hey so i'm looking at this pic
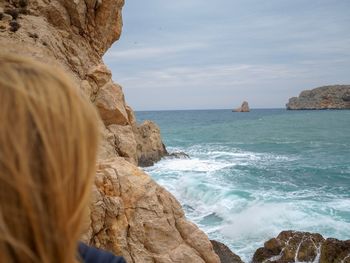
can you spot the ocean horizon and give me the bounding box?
[136,109,350,262]
[135,108,285,112]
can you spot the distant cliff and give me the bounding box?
[286,85,350,110]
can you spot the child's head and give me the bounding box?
[0,54,99,263]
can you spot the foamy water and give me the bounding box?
[139,109,350,262]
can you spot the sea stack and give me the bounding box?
[286,85,350,110]
[233,101,250,112]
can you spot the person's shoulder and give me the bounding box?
[78,242,127,263]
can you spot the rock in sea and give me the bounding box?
[233,101,250,112]
[252,230,350,263]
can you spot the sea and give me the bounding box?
[136,109,350,262]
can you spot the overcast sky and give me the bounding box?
[104,0,350,110]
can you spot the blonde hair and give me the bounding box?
[0,54,100,263]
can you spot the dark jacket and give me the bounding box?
[79,243,127,263]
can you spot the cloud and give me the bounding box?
[117,63,307,90]
[106,43,207,60]
[103,0,350,110]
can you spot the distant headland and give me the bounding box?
[286,85,350,110]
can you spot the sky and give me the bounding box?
[104,0,350,110]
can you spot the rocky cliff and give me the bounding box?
[0,1,219,262]
[286,85,350,110]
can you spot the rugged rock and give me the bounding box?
[166,152,190,159]
[286,85,350,110]
[252,231,350,263]
[211,240,243,263]
[107,124,138,165]
[0,0,167,166]
[320,238,350,263]
[95,81,130,126]
[134,121,168,167]
[82,158,220,263]
[233,101,250,112]
[0,1,218,262]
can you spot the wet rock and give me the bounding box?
[211,240,243,263]
[320,238,350,263]
[166,151,190,159]
[252,231,324,263]
[252,231,350,263]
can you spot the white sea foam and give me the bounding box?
[145,144,350,262]
[151,158,234,172]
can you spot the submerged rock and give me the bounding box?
[252,231,350,263]
[286,85,350,110]
[233,101,250,112]
[211,240,244,263]
[166,151,190,159]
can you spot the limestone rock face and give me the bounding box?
[233,101,250,112]
[0,1,217,262]
[252,231,350,263]
[0,0,167,165]
[286,85,350,110]
[82,158,220,263]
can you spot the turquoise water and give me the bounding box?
[136,109,350,262]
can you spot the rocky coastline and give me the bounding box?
[286,85,350,110]
[2,1,350,263]
[0,1,219,262]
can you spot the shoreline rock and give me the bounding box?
[252,230,350,263]
[286,85,350,110]
[211,240,243,263]
[134,120,168,167]
[166,151,190,159]
[233,101,250,112]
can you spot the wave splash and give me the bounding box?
[144,144,350,262]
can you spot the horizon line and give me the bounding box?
[134,107,286,112]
